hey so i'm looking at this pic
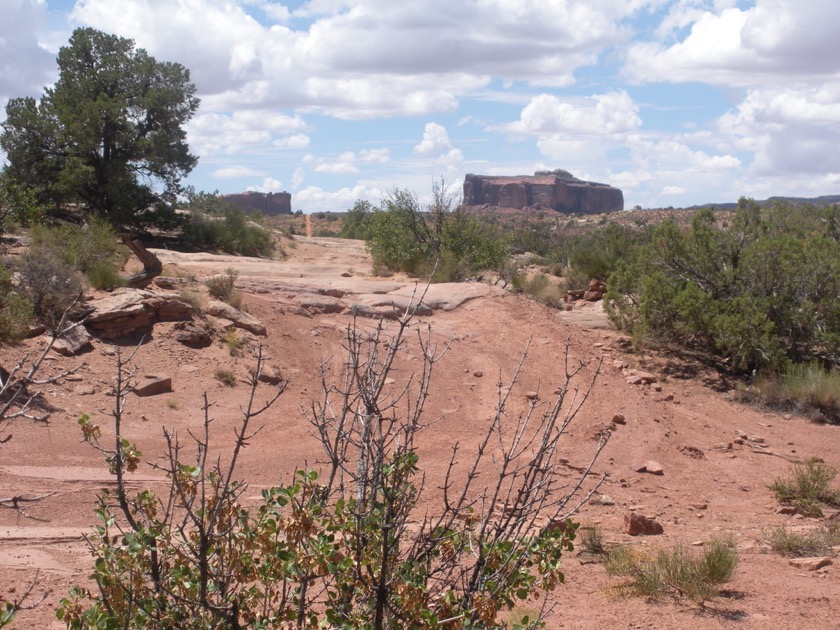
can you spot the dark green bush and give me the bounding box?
[605,200,840,373]
[340,199,376,239]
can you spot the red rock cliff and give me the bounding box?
[223,191,292,215]
[463,170,623,214]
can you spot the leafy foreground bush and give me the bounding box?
[605,539,738,603]
[769,459,840,517]
[57,309,608,629]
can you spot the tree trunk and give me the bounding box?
[122,233,162,289]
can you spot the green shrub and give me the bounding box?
[0,172,44,230]
[754,363,840,420]
[769,459,840,517]
[340,200,376,239]
[86,260,126,290]
[766,523,840,557]
[605,539,737,603]
[205,268,241,308]
[365,184,507,281]
[181,191,275,257]
[605,200,840,373]
[222,327,245,357]
[31,214,128,277]
[511,272,565,307]
[579,524,606,556]
[214,368,236,387]
[16,247,83,333]
[178,288,204,312]
[0,262,33,343]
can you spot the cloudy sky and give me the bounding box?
[2,0,840,212]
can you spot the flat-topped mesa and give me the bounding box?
[463,169,623,214]
[223,191,292,215]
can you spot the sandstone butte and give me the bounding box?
[223,190,292,215]
[463,169,624,214]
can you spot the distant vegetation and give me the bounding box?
[343,182,508,282]
[181,189,277,258]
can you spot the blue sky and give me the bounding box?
[3,0,840,212]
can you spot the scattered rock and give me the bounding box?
[634,460,664,475]
[624,512,664,536]
[133,374,172,397]
[52,326,93,356]
[86,289,193,339]
[789,557,832,571]
[611,414,626,425]
[594,494,616,506]
[173,321,212,348]
[525,391,539,401]
[249,364,283,386]
[153,276,189,290]
[74,385,96,396]
[206,300,267,336]
[777,506,799,516]
[473,370,483,378]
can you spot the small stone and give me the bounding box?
[624,512,664,536]
[594,494,615,506]
[777,505,799,515]
[64,374,83,382]
[634,460,664,475]
[612,414,626,425]
[473,370,483,378]
[691,503,708,510]
[525,391,539,400]
[74,385,96,396]
[52,326,93,356]
[789,557,832,571]
[249,364,283,386]
[133,375,172,397]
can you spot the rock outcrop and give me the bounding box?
[463,170,623,214]
[85,289,193,339]
[223,191,292,215]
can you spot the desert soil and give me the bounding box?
[1,234,839,629]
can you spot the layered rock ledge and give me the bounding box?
[464,169,623,214]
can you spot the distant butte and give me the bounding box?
[463,169,623,214]
[223,191,292,215]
